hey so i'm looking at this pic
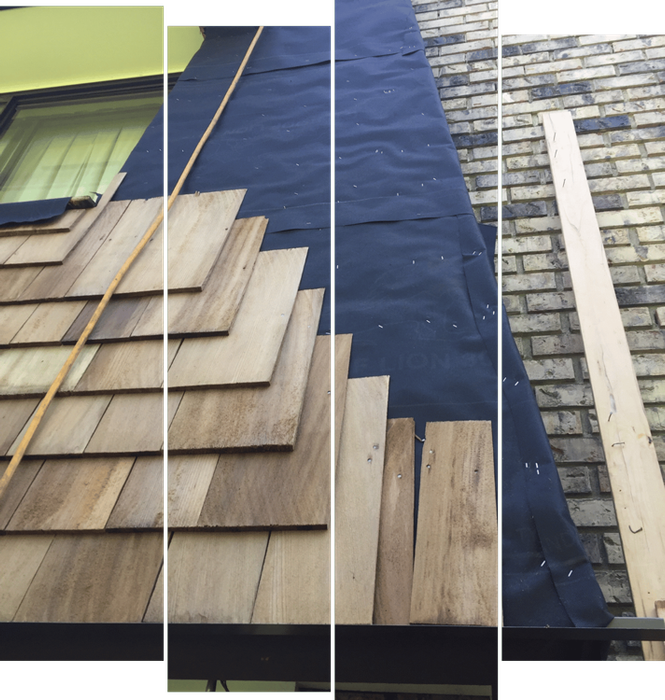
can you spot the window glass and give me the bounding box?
[0,93,162,203]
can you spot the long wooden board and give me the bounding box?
[335,375,390,625]
[105,456,164,530]
[373,417,415,625]
[251,530,330,624]
[0,266,42,303]
[0,234,28,263]
[168,248,308,389]
[9,301,88,346]
[0,459,43,529]
[335,334,352,466]
[168,531,269,624]
[0,398,38,454]
[168,455,219,529]
[544,111,665,660]
[0,208,85,237]
[143,561,164,623]
[13,532,163,622]
[197,335,332,530]
[410,421,497,626]
[168,289,324,453]
[0,304,37,344]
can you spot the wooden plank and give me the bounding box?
[373,417,415,625]
[10,301,88,345]
[0,459,43,529]
[0,304,37,344]
[143,561,164,623]
[335,334,353,466]
[14,532,163,622]
[63,296,153,344]
[0,266,43,303]
[6,457,134,532]
[85,391,182,455]
[131,217,267,339]
[168,249,308,389]
[65,197,163,299]
[0,234,28,263]
[6,395,112,457]
[0,345,99,397]
[168,288,324,453]
[17,200,132,302]
[3,173,126,266]
[410,421,496,626]
[544,111,665,658]
[72,339,179,393]
[197,335,332,530]
[117,189,246,295]
[0,398,38,454]
[106,455,218,530]
[251,530,330,625]
[0,208,85,236]
[168,531,269,624]
[335,375,390,625]
[0,534,54,621]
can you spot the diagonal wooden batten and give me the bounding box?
[410,420,496,627]
[543,110,665,660]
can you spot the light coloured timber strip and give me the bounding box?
[168,248,308,389]
[0,234,28,263]
[168,288,324,453]
[117,189,246,295]
[63,297,154,344]
[143,561,164,623]
[543,111,665,660]
[168,455,219,529]
[0,304,37,344]
[167,531,269,624]
[9,301,88,346]
[0,208,85,237]
[0,400,38,455]
[0,459,43,528]
[335,334,352,466]
[335,375,390,625]
[410,421,497,627]
[106,456,164,530]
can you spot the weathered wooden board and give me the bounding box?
[2,173,126,266]
[168,249,308,389]
[168,288,324,453]
[0,234,28,263]
[6,457,134,532]
[143,560,164,623]
[0,398,39,454]
[373,417,415,625]
[168,531,269,624]
[13,532,163,622]
[72,339,179,393]
[0,459,43,529]
[0,304,37,344]
[335,375,390,625]
[0,207,85,236]
[62,296,153,344]
[0,266,43,303]
[10,301,88,346]
[85,391,182,455]
[197,335,332,530]
[106,455,218,530]
[0,345,99,397]
[16,200,132,302]
[335,334,353,466]
[164,216,267,336]
[0,534,54,621]
[251,530,331,625]
[410,421,497,626]
[6,395,112,457]
[117,189,246,296]
[544,111,665,659]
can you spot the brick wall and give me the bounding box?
[413,2,665,661]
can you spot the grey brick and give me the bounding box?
[468,48,498,62]
[502,45,521,57]
[531,82,593,99]
[451,131,497,148]
[579,532,603,563]
[616,284,665,306]
[549,436,605,463]
[551,43,612,60]
[425,34,466,47]
[532,334,584,356]
[617,58,665,75]
[535,384,594,408]
[521,37,577,54]
[567,498,617,527]
[596,571,633,604]
[573,116,631,133]
[496,202,549,220]
[435,74,470,87]
[603,533,626,565]
[591,195,623,210]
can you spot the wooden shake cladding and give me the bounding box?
[0,179,498,630]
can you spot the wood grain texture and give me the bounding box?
[0,398,38,454]
[0,534,54,621]
[373,417,415,625]
[168,249,308,389]
[2,173,125,266]
[0,234,28,263]
[335,334,352,466]
[14,532,163,622]
[63,296,153,344]
[165,216,267,336]
[251,530,330,624]
[0,459,43,528]
[335,375,390,625]
[0,304,37,344]
[117,190,246,295]
[85,391,182,455]
[7,395,112,457]
[0,345,99,396]
[0,208,84,236]
[16,200,132,302]
[0,266,43,303]
[10,301,88,346]
[6,457,134,532]
[168,288,324,453]
[143,561,164,623]
[106,455,218,530]
[544,111,665,657]
[197,335,332,530]
[410,421,497,627]
[168,531,268,623]
[72,339,179,393]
